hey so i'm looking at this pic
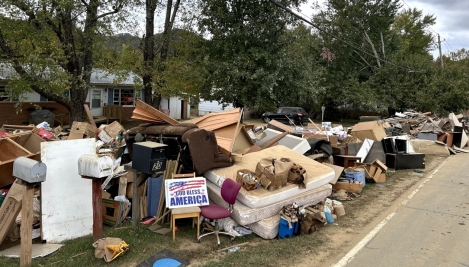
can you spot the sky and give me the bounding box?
[300,0,469,58]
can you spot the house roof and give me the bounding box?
[0,63,140,86]
[90,69,139,86]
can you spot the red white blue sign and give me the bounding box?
[165,177,209,209]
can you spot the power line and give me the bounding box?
[444,40,455,53]
[268,0,424,73]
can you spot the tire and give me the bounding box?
[263,116,271,123]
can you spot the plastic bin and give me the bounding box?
[344,169,366,187]
[278,216,299,238]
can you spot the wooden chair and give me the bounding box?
[170,172,201,241]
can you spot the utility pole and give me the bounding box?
[438,34,443,68]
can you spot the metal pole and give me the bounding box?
[438,34,443,69]
[321,105,325,121]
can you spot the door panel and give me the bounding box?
[89,89,103,116]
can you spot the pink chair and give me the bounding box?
[197,178,241,247]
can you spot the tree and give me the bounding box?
[313,0,401,113]
[433,48,469,114]
[0,0,136,121]
[122,0,204,109]
[273,25,325,114]
[391,8,436,56]
[197,0,308,113]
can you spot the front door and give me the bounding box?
[89,89,104,116]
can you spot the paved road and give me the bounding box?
[340,153,469,267]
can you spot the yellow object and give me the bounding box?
[106,241,129,260]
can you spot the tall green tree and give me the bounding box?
[117,0,202,109]
[274,25,325,114]
[391,8,436,56]
[313,0,401,118]
[197,0,308,112]
[367,7,437,114]
[434,48,469,113]
[0,0,136,121]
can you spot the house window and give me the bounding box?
[113,88,141,106]
[0,86,11,101]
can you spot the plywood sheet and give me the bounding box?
[41,139,95,243]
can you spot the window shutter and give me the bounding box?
[107,88,113,104]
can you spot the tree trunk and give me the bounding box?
[69,100,85,122]
[151,0,179,110]
[143,0,158,107]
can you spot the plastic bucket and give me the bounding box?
[344,169,366,187]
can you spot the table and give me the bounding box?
[333,155,361,168]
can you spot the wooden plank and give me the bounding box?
[131,171,147,229]
[92,179,102,242]
[20,182,34,267]
[0,180,23,245]
[83,104,97,128]
[132,100,179,125]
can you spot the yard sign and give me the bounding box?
[165,177,209,209]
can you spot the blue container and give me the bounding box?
[278,216,299,238]
[147,175,163,217]
[345,169,366,187]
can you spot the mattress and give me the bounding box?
[204,145,335,209]
[206,180,332,226]
[248,215,281,240]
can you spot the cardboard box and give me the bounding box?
[323,163,344,185]
[351,121,387,141]
[102,190,111,199]
[373,159,388,171]
[357,160,387,183]
[0,180,23,244]
[98,129,113,143]
[333,181,363,193]
[68,121,97,139]
[0,124,36,133]
[8,131,44,155]
[104,121,124,139]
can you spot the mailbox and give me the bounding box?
[78,154,114,178]
[13,157,47,183]
[132,141,167,174]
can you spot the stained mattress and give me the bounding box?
[206,180,332,226]
[248,215,281,240]
[204,145,335,209]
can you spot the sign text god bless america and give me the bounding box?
[165,177,209,209]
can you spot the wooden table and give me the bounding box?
[333,155,361,168]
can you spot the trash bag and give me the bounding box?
[219,218,241,236]
[29,109,55,126]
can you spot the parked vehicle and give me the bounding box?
[261,107,309,125]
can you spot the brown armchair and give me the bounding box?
[181,128,233,175]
